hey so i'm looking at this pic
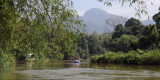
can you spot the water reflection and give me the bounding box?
[1,61,160,80]
[72,63,80,67]
[13,67,160,80]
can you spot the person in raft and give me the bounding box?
[72,57,80,61]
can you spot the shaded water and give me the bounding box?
[1,61,160,80]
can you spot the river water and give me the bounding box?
[1,61,160,80]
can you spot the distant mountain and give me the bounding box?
[141,19,155,25]
[80,8,156,34]
[80,8,122,34]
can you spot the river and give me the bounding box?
[1,60,160,80]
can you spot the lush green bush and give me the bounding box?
[0,50,15,67]
[91,50,160,65]
[139,50,160,65]
[123,51,140,64]
[91,54,104,63]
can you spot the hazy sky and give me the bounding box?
[72,0,160,20]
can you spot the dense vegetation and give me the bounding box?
[90,9,160,64]
[0,0,82,67]
[91,50,160,65]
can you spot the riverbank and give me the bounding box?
[91,50,160,65]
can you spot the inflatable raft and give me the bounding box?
[72,60,80,63]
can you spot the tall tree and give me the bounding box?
[138,25,159,49]
[88,31,101,55]
[77,33,89,59]
[124,18,145,37]
[0,0,82,60]
[112,24,127,39]
[153,8,160,29]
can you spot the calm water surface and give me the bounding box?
[1,61,160,80]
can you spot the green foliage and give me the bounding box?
[125,18,145,37]
[123,51,140,64]
[138,24,159,49]
[110,34,138,52]
[102,34,112,51]
[139,50,160,65]
[112,24,126,39]
[0,50,15,67]
[88,31,102,55]
[153,11,160,29]
[91,50,160,65]
[112,18,145,39]
[0,0,82,67]
[125,18,143,28]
